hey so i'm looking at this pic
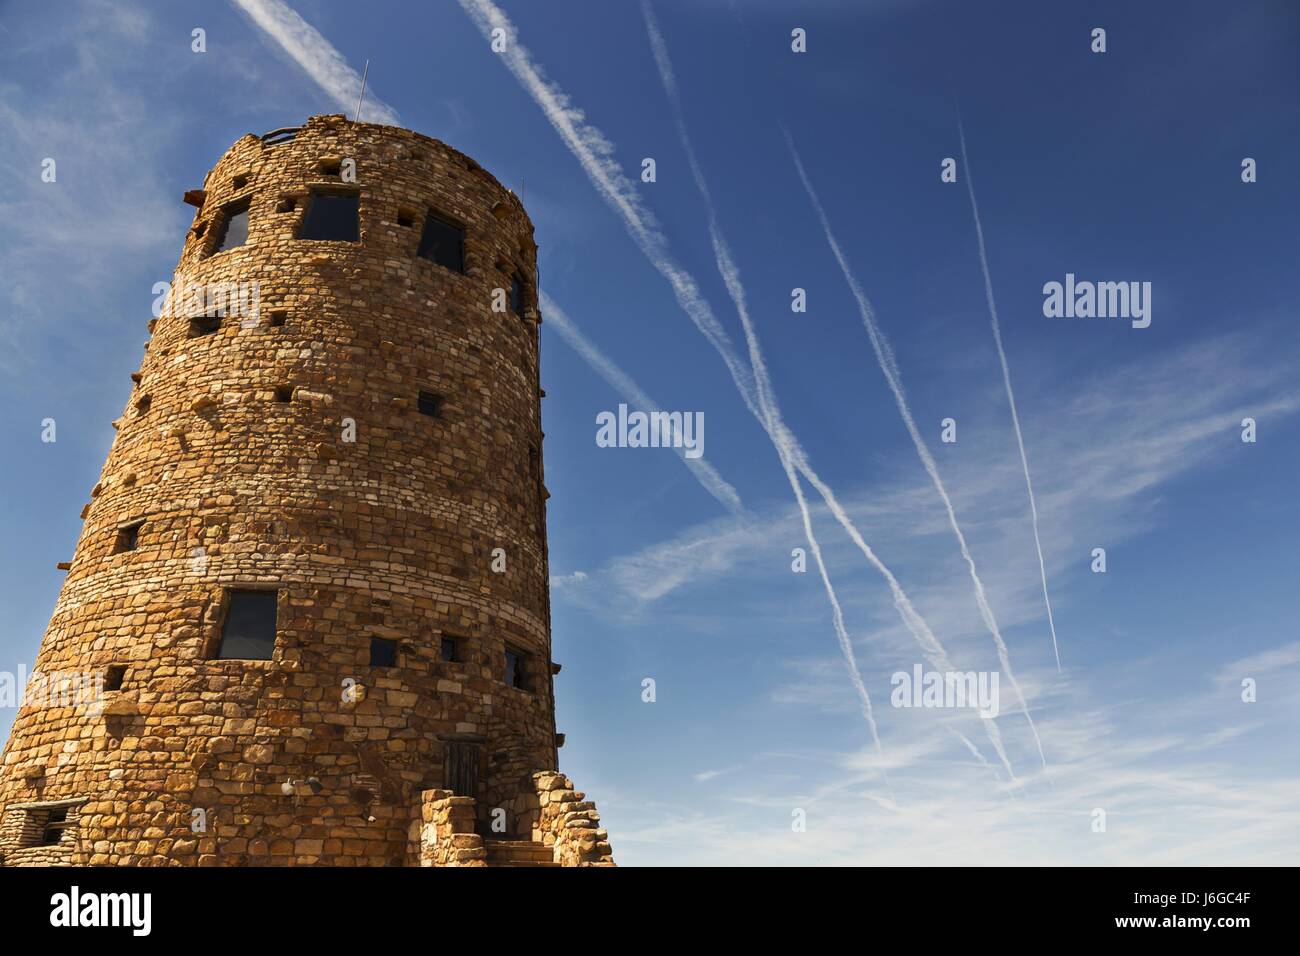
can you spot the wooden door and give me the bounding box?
[444,741,481,800]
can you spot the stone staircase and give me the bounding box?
[483,839,558,867]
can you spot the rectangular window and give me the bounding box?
[417,390,441,417]
[213,199,250,253]
[504,646,527,690]
[369,637,397,667]
[510,273,524,315]
[113,520,143,554]
[298,191,359,242]
[40,807,69,846]
[416,213,464,273]
[440,636,460,663]
[189,315,221,337]
[215,589,279,660]
[104,664,126,692]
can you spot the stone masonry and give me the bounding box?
[0,115,613,866]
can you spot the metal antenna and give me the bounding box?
[355,59,370,122]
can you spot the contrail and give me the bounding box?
[639,0,1016,780]
[540,291,744,516]
[785,132,1046,771]
[958,123,1062,673]
[229,0,402,125]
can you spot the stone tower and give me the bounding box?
[0,115,613,867]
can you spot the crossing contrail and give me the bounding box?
[456,0,968,769]
[785,132,1046,770]
[541,292,744,516]
[639,0,1019,781]
[959,123,1062,673]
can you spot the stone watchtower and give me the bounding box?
[0,115,612,867]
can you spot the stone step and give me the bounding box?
[483,839,557,866]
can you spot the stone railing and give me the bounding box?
[528,772,614,867]
[416,789,486,867]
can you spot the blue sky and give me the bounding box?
[2,0,1299,865]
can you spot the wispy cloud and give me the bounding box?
[228,0,401,126]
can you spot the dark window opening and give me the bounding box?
[369,637,398,668]
[189,315,221,337]
[504,646,528,690]
[417,390,441,417]
[298,191,359,242]
[231,174,249,190]
[113,521,143,554]
[104,665,126,692]
[215,589,278,660]
[397,208,415,228]
[275,196,296,213]
[440,636,460,663]
[261,127,300,146]
[416,213,464,273]
[269,310,287,327]
[40,807,69,846]
[510,273,525,315]
[134,394,151,415]
[212,199,250,254]
[273,385,293,403]
[317,158,342,177]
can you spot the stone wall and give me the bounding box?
[0,115,601,866]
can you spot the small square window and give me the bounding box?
[231,174,249,190]
[40,807,69,846]
[215,589,278,660]
[440,636,460,663]
[104,665,126,692]
[113,521,143,554]
[317,158,342,177]
[212,199,250,253]
[397,208,415,228]
[274,385,293,403]
[275,196,297,214]
[269,310,287,327]
[298,191,359,242]
[416,213,464,273]
[189,315,221,337]
[134,394,151,415]
[369,637,398,667]
[504,646,527,690]
[417,391,441,417]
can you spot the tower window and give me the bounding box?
[134,394,152,415]
[504,646,528,690]
[189,315,221,337]
[40,807,70,846]
[212,199,250,254]
[273,385,293,403]
[416,213,464,273]
[509,273,525,315]
[104,664,126,692]
[440,635,460,663]
[269,310,287,327]
[215,589,279,660]
[298,191,359,242]
[417,391,441,417]
[113,520,143,554]
[369,637,398,667]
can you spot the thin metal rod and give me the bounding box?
[355,59,370,122]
